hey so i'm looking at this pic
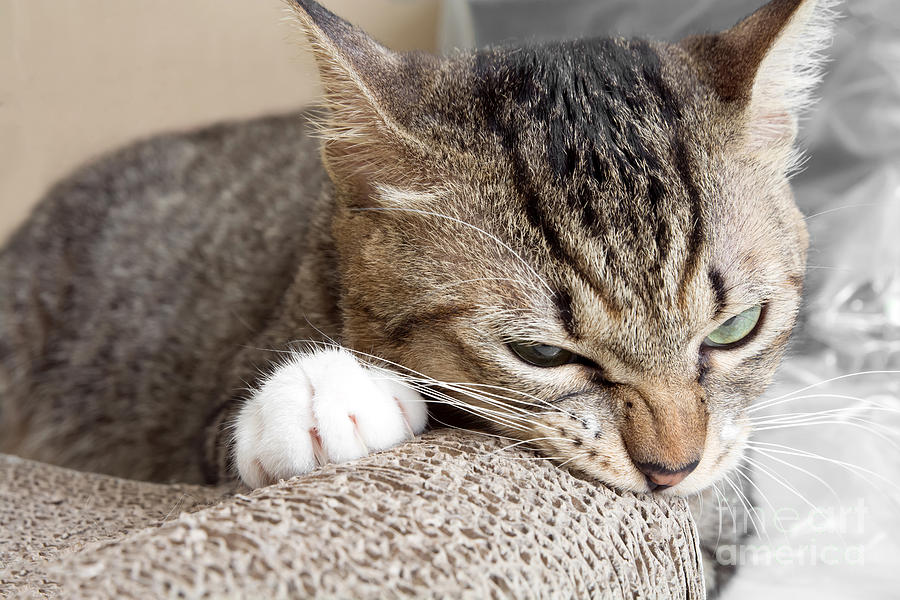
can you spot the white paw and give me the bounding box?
[233,349,428,488]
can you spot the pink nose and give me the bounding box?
[635,460,699,491]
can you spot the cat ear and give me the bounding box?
[287,0,430,193]
[681,0,836,152]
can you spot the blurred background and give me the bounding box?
[2,0,898,598]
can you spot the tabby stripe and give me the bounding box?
[672,136,705,307]
[634,40,683,124]
[513,151,623,317]
[708,268,727,316]
[553,288,578,338]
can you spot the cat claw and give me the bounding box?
[348,414,369,454]
[309,428,329,467]
[394,398,416,440]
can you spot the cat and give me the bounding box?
[0,0,834,593]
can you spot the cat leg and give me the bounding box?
[233,348,427,488]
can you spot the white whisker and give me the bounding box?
[750,391,900,414]
[749,441,900,494]
[754,370,900,408]
[742,454,822,515]
[722,473,765,540]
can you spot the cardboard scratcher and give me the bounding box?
[1,430,704,598]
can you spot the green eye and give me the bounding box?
[703,305,763,348]
[508,342,575,367]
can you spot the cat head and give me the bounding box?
[288,0,835,495]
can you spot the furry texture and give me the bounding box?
[0,0,835,593]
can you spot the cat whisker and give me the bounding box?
[752,370,900,409]
[399,373,575,432]
[747,444,844,509]
[490,436,572,455]
[750,391,900,414]
[438,381,560,415]
[748,441,900,495]
[803,202,879,221]
[741,454,822,516]
[750,401,900,422]
[484,453,576,463]
[721,473,765,541]
[751,419,900,453]
[419,390,534,433]
[692,486,704,519]
[422,384,551,431]
[709,482,730,548]
[804,264,853,271]
[426,414,522,443]
[555,452,591,470]
[271,340,545,431]
[751,403,900,432]
[733,464,779,544]
[281,339,555,426]
[450,381,583,423]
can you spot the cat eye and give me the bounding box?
[703,305,763,349]
[508,342,575,368]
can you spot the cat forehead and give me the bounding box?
[460,36,708,173]
[453,42,716,318]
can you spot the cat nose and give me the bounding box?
[634,460,699,492]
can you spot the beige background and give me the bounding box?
[0,0,440,243]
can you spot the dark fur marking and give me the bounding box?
[472,40,705,317]
[634,39,683,123]
[554,390,590,404]
[672,137,705,305]
[553,288,578,338]
[708,268,728,315]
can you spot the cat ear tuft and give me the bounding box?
[682,0,837,154]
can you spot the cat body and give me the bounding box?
[1,5,835,591]
[0,114,342,482]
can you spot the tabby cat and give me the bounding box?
[0,0,833,591]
